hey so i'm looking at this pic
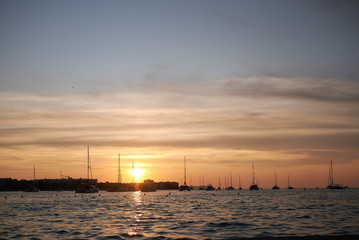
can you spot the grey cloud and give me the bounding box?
[1,132,358,152]
[223,77,359,103]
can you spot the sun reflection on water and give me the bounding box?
[128,191,143,237]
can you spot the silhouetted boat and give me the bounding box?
[249,184,259,190]
[272,171,280,189]
[141,186,157,192]
[76,183,99,193]
[327,160,344,189]
[179,185,191,191]
[205,184,215,191]
[249,163,259,190]
[226,173,235,190]
[287,174,294,189]
[179,156,191,191]
[24,165,39,192]
[75,146,99,193]
[24,185,39,192]
[217,176,222,190]
[238,175,242,190]
[106,188,119,192]
[106,184,128,192]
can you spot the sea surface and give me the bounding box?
[1,189,358,239]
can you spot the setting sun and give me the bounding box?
[132,168,144,181]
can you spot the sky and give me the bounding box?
[1,0,359,188]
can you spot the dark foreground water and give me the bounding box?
[1,189,358,239]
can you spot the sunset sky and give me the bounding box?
[1,0,359,188]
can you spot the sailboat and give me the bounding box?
[327,160,344,189]
[272,171,280,189]
[75,146,99,193]
[179,156,191,191]
[227,173,235,190]
[107,153,127,192]
[238,175,242,190]
[249,163,259,190]
[217,176,221,190]
[24,165,39,192]
[287,174,294,189]
[205,184,215,191]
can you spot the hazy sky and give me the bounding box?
[1,0,359,187]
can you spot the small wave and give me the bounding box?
[72,231,82,235]
[120,232,144,238]
[56,230,67,234]
[50,219,64,223]
[99,235,124,239]
[206,221,251,228]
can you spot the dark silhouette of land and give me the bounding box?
[0,178,178,191]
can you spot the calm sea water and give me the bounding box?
[1,189,358,239]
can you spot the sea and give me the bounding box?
[1,189,358,239]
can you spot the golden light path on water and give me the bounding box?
[128,191,143,237]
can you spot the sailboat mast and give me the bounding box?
[288,174,289,187]
[252,162,255,185]
[230,173,233,187]
[87,146,90,180]
[275,171,277,185]
[219,176,221,188]
[330,160,334,185]
[118,153,122,183]
[33,165,36,181]
[184,156,187,186]
[132,161,135,183]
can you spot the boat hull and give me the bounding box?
[327,184,344,189]
[179,185,191,191]
[249,184,259,190]
[75,184,99,193]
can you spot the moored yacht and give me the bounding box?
[272,171,280,190]
[75,146,99,193]
[287,175,294,189]
[238,175,242,190]
[24,185,39,192]
[179,156,191,191]
[327,160,344,189]
[75,183,99,193]
[249,163,259,190]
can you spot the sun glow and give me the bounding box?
[132,168,144,180]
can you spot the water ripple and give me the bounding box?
[1,189,359,239]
